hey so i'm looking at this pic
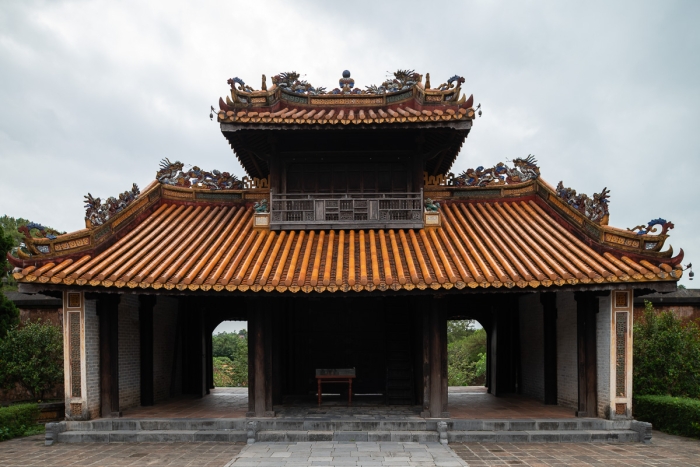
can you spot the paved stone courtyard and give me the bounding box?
[225,442,467,467]
[2,431,700,466]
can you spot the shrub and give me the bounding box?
[634,395,700,439]
[0,403,39,441]
[213,356,248,387]
[633,301,700,398]
[0,321,63,401]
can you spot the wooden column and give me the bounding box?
[247,298,276,417]
[541,292,558,405]
[489,297,519,397]
[139,295,156,407]
[96,294,121,417]
[421,297,448,418]
[575,292,599,417]
[180,301,207,397]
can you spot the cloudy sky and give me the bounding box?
[1,0,698,291]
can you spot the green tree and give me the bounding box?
[0,225,20,336]
[447,320,476,344]
[0,320,63,400]
[634,301,700,398]
[0,216,29,250]
[212,331,248,387]
[448,327,487,386]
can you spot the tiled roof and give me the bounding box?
[218,104,474,126]
[13,199,681,293]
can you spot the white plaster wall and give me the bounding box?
[84,299,101,420]
[596,293,611,418]
[153,296,179,402]
[118,295,140,410]
[518,293,544,400]
[556,291,578,409]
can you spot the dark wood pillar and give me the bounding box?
[271,308,284,405]
[490,297,519,396]
[575,292,599,417]
[421,297,448,418]
[247,298,276,417]
[139,295,156,407]
[181,301,207,397]
[541,292,558,405]
[96,294,121,417]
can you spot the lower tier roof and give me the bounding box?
[13,198,681,293]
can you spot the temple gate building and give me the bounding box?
[9,69,685,440]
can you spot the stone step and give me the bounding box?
[448,419,633,432]
[448,429,640,443]
[251,419,435,432]
[256,430,439,442]
[58,430,247,443]
[64,419,247,432]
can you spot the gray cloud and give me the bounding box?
[1,0,697,285]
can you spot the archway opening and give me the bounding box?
[212,320,248,388]
[447,319,487,388]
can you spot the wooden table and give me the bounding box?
[316,369,356,406]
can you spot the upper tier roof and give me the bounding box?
[217,70,476,178]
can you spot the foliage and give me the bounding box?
[633,301,700,398]
[0,296,19,340]
[447,320,476,344]
[0,403,40,441]
[0,321,63,401]
[0,216,64,249]
[0,226,20,335]
[212,331,248,387]
[213,356,248,387]
[447,327,487,386]
[0,217,28,252]
[634,395,700,439]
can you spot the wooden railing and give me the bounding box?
[270,189,424,229]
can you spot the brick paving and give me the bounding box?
[2,431,700,466]
[0,434,245,466]
[450,431,700,466]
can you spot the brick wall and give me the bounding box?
[153,296,179,402]
[118,295,140,410]
[518,293,544,400]
[596,293,611,418]
[633,304,700,323]
[84,299,101,419]
[556,292,578,409]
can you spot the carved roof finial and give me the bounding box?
[339,70,354,93]
[425,73,431,89]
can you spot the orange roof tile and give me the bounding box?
[13,199,682,293]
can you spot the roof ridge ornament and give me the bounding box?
[84,183,140,228]
[628,218,674,236]
[555,182,610,225]
[156,158,244,190]
[450,155,540,187]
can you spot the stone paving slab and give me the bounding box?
[224,442,468,467]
